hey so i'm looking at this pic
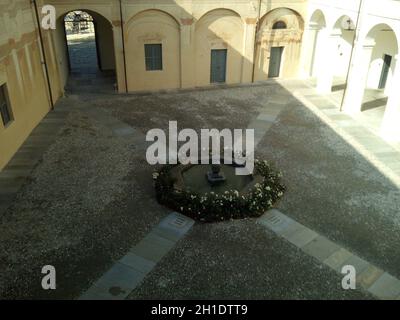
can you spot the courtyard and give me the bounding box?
[1,77,400,300]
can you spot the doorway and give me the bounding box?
[268,46,284,78]
[210,49,227,83]
[378,54,392,89]
[64,11,99,74]
[61,10,117,93]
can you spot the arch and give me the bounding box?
[63,11,96,40]
[320,15,357,80]
[60,10,116,71]
[52,9,117,92]
[333,15,356,32]
[56,8,113,26]
[195,8,244,35]
[340,22,400,135]
[259,7,304,32]
[362,23,399,94]
[124,9,181,91]
[196,7,243,24]
[305,9,328,78]
[364,23,400,51]
[309,9,326,29]
[254,8,304,81]
[125,9,181,30]
[194,8,245,86]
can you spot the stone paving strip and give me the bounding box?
[258,209,400,300]
[292,79,400,179]
[83,107,148,154]
[0,105,69,215]
[249,103,287,147]
[308,93,400,179]
[0,101,148,218]
[288,88,400,188]
[79,212,195,300]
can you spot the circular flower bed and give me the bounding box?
[153,159,286,222]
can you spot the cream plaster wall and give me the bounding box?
[194,9,244,87]
[125,9,181,91]
[255,8,304,81]
[0,0,53,170]
[0,0,309,170]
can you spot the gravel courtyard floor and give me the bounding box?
[1,78,399,299]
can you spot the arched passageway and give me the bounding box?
[310,14,356,94]
[330,15,356,92]
[54,10,117,93]
[64,11,98,73]
[340,23,400,139]
[306,10,326,79]
[357,24,398,134]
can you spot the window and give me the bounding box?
[145,44,163,71]
[0,84,13,127]
[272,21,287,30]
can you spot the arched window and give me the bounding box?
[272,21,287,29]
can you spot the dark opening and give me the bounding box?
[145,44,163,71]
[0,84,13,127]
[62,10,117,93]
[64,11,99,74]
[272,21,287,30]
[210,49,227,83]
[268,46,284,78]
[378,54,392,89]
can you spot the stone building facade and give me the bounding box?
[1,0,400,170]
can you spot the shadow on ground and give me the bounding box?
[0,79,398,299]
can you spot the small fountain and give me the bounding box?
[206,164,226,185]
[153,155,285,222]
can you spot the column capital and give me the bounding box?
[245,18,257,25]
[180,18,194,26]
[330,28,342,37]
[363,39,376,48]
[112,20,122,28]
[307,22,323,31]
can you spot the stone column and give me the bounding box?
[342,39,375,113]
[242,18,257,83]
[299,24,320,78]
[112,22,127,93]
[180,18,195,89]
[381,55,400,141]
[316,30,341,94]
